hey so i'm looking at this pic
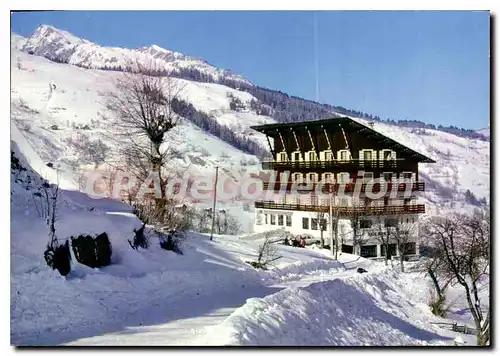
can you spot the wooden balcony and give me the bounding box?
[261,181,425,194]
[254,201,425,217]
[262,159,411,172]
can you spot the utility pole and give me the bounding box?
[329,188,335,259]
[210,166,219,241]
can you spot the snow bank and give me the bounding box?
[208,270,458,346]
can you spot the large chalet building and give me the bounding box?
[251,117,435,259]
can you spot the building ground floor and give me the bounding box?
[254,208,420,259]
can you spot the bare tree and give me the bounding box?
[350,199,370,255]
[314,211,327,248]
[375,215,393,265]
[216,210,241,235]
[105,60,184,200]
[417,231,455,317]
[32,176,60,246]
[391,218,417,272]
[249,231,283,270]
[86,139,110,169]
[423,211,490,346]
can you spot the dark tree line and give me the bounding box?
[26,46,488,142]
[170,97,270,159]
[175,67,489,142]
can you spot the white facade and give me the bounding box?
[254,145,424,258]
[254,209,420,258]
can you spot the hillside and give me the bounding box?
[11,30,490,219]
[10,27,490,347]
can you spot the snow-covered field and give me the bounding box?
[10,26,490,347]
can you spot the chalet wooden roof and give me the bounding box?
[250,117,436,163]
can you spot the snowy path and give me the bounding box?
[65,285,282,346]
[65,256,369,346]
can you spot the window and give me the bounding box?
[265,214,268,224]
[362,150,375,160]
[278,215,284,226]
[293,173,302,182]
[381,244,397,257]
[339,150,350,161]
[404,198,411,205]
[338,173,350,183]
[404,242,417,255]
[360,219,372,229]
[293,152,301,161]
[308,173,317,183]
[325,151,333,160]
[279,152,287,162]
[323,173,332,183]
[302,217,309,230]
[363,172,374,181]
[360,245,377,258]
[309,151,317,161]
[311,218,318,230]
[382,150,395,160]
[320,219,327,231]
[385,218,398,228]
[383,172,393,181]
[256,213,263,225]
[286,215,292,227]
[401,172,412,181]
[270,214,276,225]
[311,195,318,206]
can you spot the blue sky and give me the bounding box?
[11,11,490,130]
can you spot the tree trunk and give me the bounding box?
[334,221,339,260]
[320,229,324,248]
[428,268,442,298]
[400,253,405,272]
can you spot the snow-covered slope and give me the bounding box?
[21,25,250,85]
[476,127,490,139]
[11,142,349,345]
[11,128,483,346]
[207,269,469,346]
[10,45,267,201]
[349,118,490,212]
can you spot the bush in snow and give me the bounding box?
[159,229,184,255]
[44,240,71,276]
[428,292,449,318]
[71,233,112,268]
[227,92,245,111]
[11,151,26,172]
[128,223,149,250]
[33,176,71,276]
[246,231,282,270]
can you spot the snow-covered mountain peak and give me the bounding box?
[11,33,26,51]
[136,44,188,62]
[32,24,89,46]
[19,24,251,84]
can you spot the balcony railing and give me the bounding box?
[261,181,425,194]
[254,201,425,216]
[262,159,403,171]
